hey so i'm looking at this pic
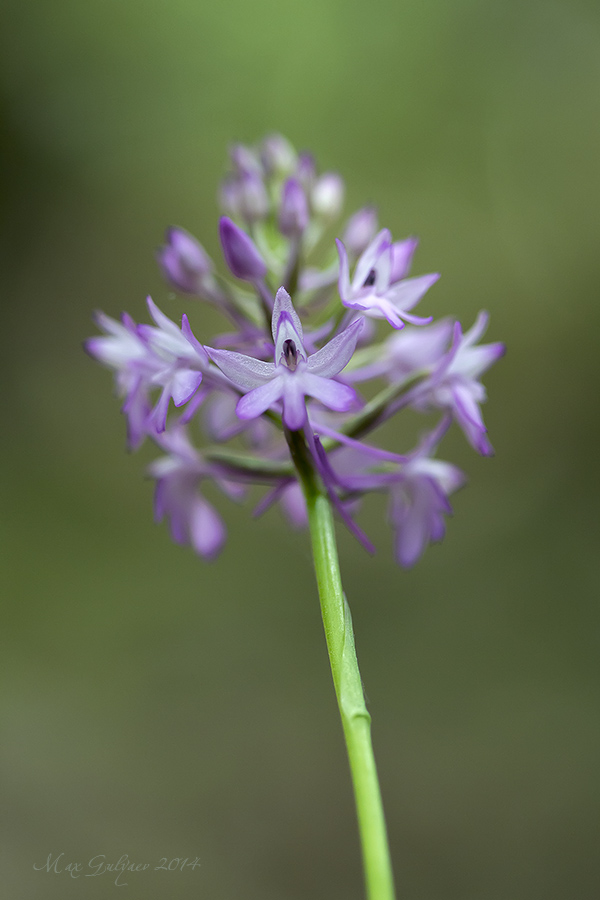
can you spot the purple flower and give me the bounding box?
[336,228,439,329]
[149,427,240,560]
[219,216,267,281]
[206,287,363,431]
[156,227,213,296]
[412,312,505,456]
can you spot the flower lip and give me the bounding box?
[282,339,299,371]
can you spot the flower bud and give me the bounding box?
[311,172,345,219]
[229,142,262,176]
[343,207,378,257]
[220,172,269,222]
[157,227,213,295]
[261,134,297,176]
[278,178,309,236]
[296,153,316,190]
[218,216,267,281]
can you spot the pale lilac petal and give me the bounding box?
[171,369,203,407]
[384,273,440,312]
[353,229,391,289]
[236,376,284,420]
[452,383,486,429]
[189,498,226,559]
[281,377,307,430]
[398,311,434,326]
[374,243,392,293]
[206,347,275,389]
[181,315,210,365]
[150,386,171,433]
[462,310,489,348]
[280,482,308,528]
[146,296,182,336]
[335,239,352,299]
[307,318,364,377]
[272,286,304,343]
[389,238,418,283]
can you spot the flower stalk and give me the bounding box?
[288,427,395,900]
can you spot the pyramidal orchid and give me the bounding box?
[86,134,504,900]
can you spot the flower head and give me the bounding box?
[87,134,503,565]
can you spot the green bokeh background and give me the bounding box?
[2,1,599,898]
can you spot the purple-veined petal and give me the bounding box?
[206,347,275,389]
[272,286,304,344]
[307,317,364,377]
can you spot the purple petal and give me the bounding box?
[171,369,203,407]
[189,497,226,559]
[389,238,418,283]
[281,377,307,430]
[301,372,357,413]
[236,377,284,420]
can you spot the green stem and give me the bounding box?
[288,430,396,900]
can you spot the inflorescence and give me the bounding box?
[86,134,504,567]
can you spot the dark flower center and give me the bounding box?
[282,338,299,371]
[363,268,376,287]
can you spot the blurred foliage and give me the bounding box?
[1,0,599,898]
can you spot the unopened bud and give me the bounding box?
[218,217,267,281]
[278,178,309,236]
[311,172,345,219]
[156,227,213,295]
[343,207,378,256]
[261,134,297,176]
